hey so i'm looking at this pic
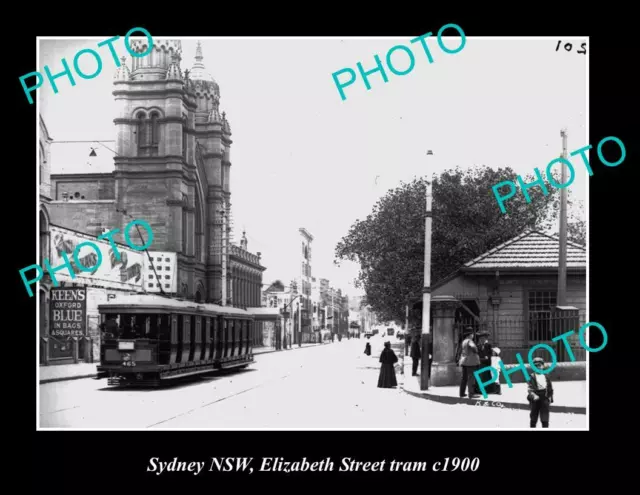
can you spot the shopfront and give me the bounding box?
[40,224,151,365]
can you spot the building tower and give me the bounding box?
[298,228,314,341]
[112,39,233,303]
[190,41,233,304]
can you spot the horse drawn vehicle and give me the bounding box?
[97,294,255,386]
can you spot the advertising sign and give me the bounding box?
[50,287,86,338]
[49,226,145,290]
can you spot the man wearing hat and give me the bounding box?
[527,357,554,428]
[458,326,481,398]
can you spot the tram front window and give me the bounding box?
[102,313,167,339]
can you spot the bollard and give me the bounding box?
[72,337,79,363]
[41,337,50,365]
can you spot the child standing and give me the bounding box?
[527,356,554,428]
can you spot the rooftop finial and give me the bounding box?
[195,40,203,60]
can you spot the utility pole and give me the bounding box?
[116,208,165,296]
[558,128,568,306]
[421,154,434,391]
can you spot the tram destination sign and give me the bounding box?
[50,287,86,337]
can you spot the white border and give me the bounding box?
[36,35,589,431]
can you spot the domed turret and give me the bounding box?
[190,41,220,95]
[129,39,182,81]
[190,41,222,120]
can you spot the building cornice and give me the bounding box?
[202,151,225,159]
[51,173,114,180]
[112,89,198,110]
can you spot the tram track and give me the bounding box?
[145,370,293,428]
[39,348,314,428]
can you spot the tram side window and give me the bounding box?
[132,314,162,339]
[156,315,170,340]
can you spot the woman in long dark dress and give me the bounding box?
[378,341,398,388]
[364,341,372,356]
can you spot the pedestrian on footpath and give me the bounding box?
[458,327,480,398]
[364,340,371,356]
[487,347,502,395]
[377,341,398,388]
[410,336,421,376]
[477,337,493,390]
[528,356,554,428]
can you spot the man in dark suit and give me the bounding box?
[410,336,421,376]
[459,327,480,398]
[528,356,554,428]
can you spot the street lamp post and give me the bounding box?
[282,292,302,350]
[421,151,434,391]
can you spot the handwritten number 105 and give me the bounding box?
[556,40,587,54]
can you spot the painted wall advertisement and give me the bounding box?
[48,287,87,361]
[49,225,145,290]
[50,287,86,338]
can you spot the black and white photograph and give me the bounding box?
[35,34,588,430]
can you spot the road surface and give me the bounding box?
[39,337,586,429]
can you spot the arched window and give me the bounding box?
[39,143,45,185]
[182,194,188,255]
[195,283,205,303]
[137,112,147,148]
[40,288,48,336]
[194,188,203,262]
[39,209,48,266]
[137,111,160,153]
[149,112,159,145]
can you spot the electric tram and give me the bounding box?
[97,294,255,386]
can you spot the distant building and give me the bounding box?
[230,231,265,308]
[297,228,314,343]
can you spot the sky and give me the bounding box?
[38,36,587,297]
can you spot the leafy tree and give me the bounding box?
[567,197,586,246]
[335,166,569,325]
[265,280,285,292]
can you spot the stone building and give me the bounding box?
[230,231,266,308]
[47,40,265,304]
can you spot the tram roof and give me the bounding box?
[245,307,282,316]
[97,294,253,316]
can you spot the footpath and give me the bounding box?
[398,359,586,414]
[39,341,328,384]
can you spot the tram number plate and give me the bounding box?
[122,361,137,367]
